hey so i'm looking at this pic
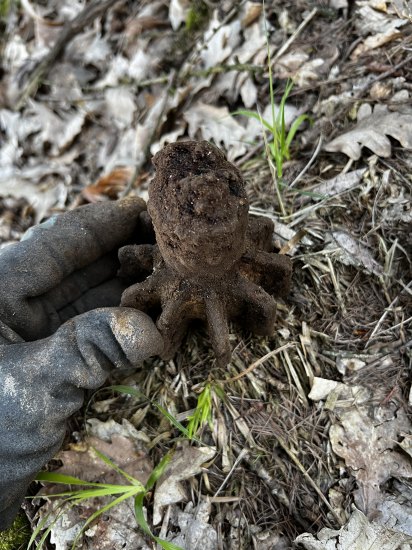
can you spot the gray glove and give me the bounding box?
[0,198,164,530]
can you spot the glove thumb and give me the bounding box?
[0,307,163,530]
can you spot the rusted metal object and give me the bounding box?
[119,141,292,367]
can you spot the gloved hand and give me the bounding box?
[0,198,164,530]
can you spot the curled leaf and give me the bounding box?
[324,104,412,160]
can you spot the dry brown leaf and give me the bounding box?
[324,104,412,160]
[352,3,407,58]
[241,1,262,27]
[330,406,412,513]
[35,432,153,549]
[81,167,133,203]
[41,435,153,489]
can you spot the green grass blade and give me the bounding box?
[91,447,145,488]
[285,114,312,150]
[70,491,137,550]
[109,384,145,399]
[110,384,206,444]
[154,403,191,437]
[231,110,274,133]
[155,538,184,550]
[134,494,184,550]
[134,492,151,537]
[145,453,172,491]
[35,471,105,487]
[187,384,212,439]
[28,503,65,549]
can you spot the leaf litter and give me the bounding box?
[0,0,411,548]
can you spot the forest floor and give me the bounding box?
[0,0,412,549]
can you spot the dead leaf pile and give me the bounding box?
[295,507,412,549]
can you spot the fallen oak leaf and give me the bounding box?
[330,406,412,514]
[82,167,133,203]
[295,507,412,549]
[324,104,412,160]
[330,230,383,277]
[153,445,216,525]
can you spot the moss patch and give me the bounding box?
[0,514,31,550]
[185,0,209,32]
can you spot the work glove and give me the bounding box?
[0,198,164,530]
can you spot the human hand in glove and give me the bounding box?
[0,198,164,530]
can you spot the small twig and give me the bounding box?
[365,280,412,348]
[356,54,412,97]
[289,135,323,188]
[327,256,347,316]
[213,447,248,498]
[221,343,293,384]
[368,315,412,339]
[271,7,318,64]
[15,0,120,109]
[278,228,306,255]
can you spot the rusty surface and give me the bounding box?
[119,141,292,367]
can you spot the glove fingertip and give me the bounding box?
[109,308,164,364]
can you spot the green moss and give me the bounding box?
[0,514,31,550]
[185,1,208,32]
[0,0,11,19]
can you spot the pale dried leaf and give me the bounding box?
[276,50,309,72]
[184,102,248,159]
[169,0,190,30]
[310,169,366,199]
[87,417,148,445]
[400,435,412,459]
[210,20,266,107]
[330,406,412,512]
[308,377,340,401]
[37,498,150,550]
[170,501,218,550]
[295,507,412,549]
[377,498,412,536]
[0,176,67,223]
[329,0,348,8]
[324,105,412,160]
[153,446,216,524]
[200,13,241,69]
[105,87,136,129]
[336,356,366,376]
[330,230,383,276]
[355,4,406,35]
[30,101,86,155]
